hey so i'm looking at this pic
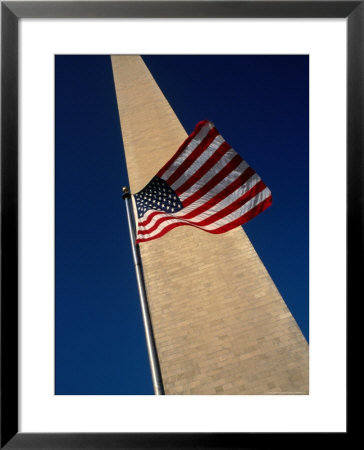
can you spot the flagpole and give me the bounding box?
[122,186,165,395]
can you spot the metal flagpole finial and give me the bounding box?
[122,186,130,199]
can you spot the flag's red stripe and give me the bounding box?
[138,210,164,227]
[175,141,231,196]
[165,127,219,186]
[136,195,272,243]
[139,142,237,227]
[138,167,256,235]
[156,120,210,178]
[209,195,272,234]
[136,222,187,243]
[182,153,243,208]
[138,211,161,226]
[138,142,233,228]
[192,180,267,227]
[137,149,246,229]
[137,180,266,236]
[181,167,256,219]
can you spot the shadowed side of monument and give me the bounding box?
[111,55,309,394]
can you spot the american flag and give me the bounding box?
[133,120,272,243]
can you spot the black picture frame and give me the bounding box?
[1,1,354,448]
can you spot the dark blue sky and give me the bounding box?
[55,55,308,395]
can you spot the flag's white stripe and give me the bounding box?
[179,149,246,202]
[138,144,244,225]
[160,122,213,182]
[170,135,225,191]
[138,188,271,240]
[137,160,249,225]
[138,173,261,233]
[180,160,251,211]
[212,187,271,228]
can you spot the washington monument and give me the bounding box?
[111,55,309,395]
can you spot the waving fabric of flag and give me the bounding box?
[133,120,272,243]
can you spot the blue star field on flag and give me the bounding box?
[134,176,184,219]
